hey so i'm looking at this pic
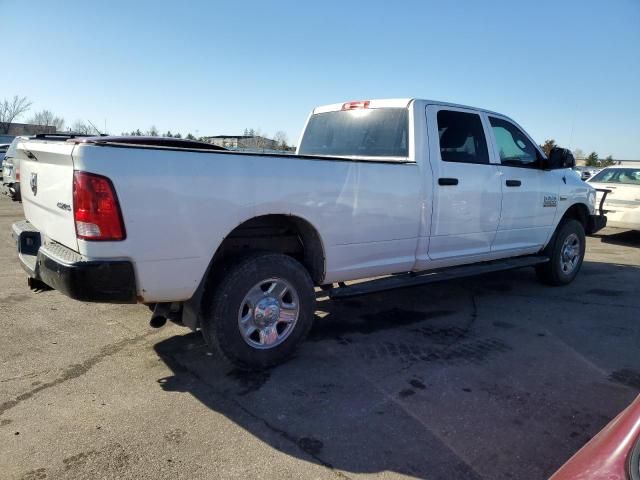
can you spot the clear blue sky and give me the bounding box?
[2,0,639,158]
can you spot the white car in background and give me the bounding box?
[589,167,640,231]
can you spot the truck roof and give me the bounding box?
[313,98,505,117]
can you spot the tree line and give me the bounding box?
[541,139,617,168]
[0,95,292,150]
[119,127,196,140]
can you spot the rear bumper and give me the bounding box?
[12,220,137,303]
[587,214,607,235]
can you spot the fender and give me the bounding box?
[181,211,326,330]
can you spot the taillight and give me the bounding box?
[73,171,125,241]
[342,100,370,110]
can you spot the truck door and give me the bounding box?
[486,115,558,253]
[422,105,502,263]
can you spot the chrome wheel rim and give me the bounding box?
[238,278,299,350]
[560,233,581,275]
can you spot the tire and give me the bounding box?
[201,252,315,370]
[535,219,586,286]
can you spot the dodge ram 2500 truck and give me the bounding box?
[12,99,606,369]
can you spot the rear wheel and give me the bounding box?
[201,253,315,370]
[536,219,585,286]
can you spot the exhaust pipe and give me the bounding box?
[149,303,170,328]
[148,302,183,328]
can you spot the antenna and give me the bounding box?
[87,120,103,136]
[567,100,577,151]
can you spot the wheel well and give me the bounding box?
[211,215,325,284]
[561,203,589,230]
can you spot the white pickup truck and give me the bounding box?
[12,98,606,369]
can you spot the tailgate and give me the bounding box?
[18,140,78,251]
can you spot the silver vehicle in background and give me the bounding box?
[0,135,16,180]
[2,136,26,201]
[573,166,600,181]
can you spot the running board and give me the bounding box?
[326,255,549,299]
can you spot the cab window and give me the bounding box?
[489,117,541,168]
[436,110,490,164]
[298,108,408,158]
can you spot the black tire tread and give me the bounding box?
[536,219,585,286]
[201,252,315,370]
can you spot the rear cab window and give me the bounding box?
[298,107,409,159]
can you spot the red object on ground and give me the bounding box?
[551,394,640,480]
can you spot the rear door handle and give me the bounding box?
[438,178,459,186]
[505,180,521,187]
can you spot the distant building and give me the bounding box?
[575,158,639,167]
[616,160,640,167]
[3,122,56,136]
[202,135,279,150]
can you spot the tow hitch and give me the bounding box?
[27,277,52,292]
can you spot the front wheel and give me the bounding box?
[201,253,315,370]
[536,219,586,286]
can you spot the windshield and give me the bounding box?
[590,168,640,185]
[298,108,409,158]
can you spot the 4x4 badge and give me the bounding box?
[543,195,557,207]
[30,172,38,196]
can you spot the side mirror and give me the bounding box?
[546,147,575,170]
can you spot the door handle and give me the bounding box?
[438,178,459,186]
[505,180,521,187]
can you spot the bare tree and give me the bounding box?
[274,131,288,150]
[0,95,32,133]
[70,120,97,135]
[147,125,159,136]
[29,109,65,131]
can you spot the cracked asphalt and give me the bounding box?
[1,195,640,480]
